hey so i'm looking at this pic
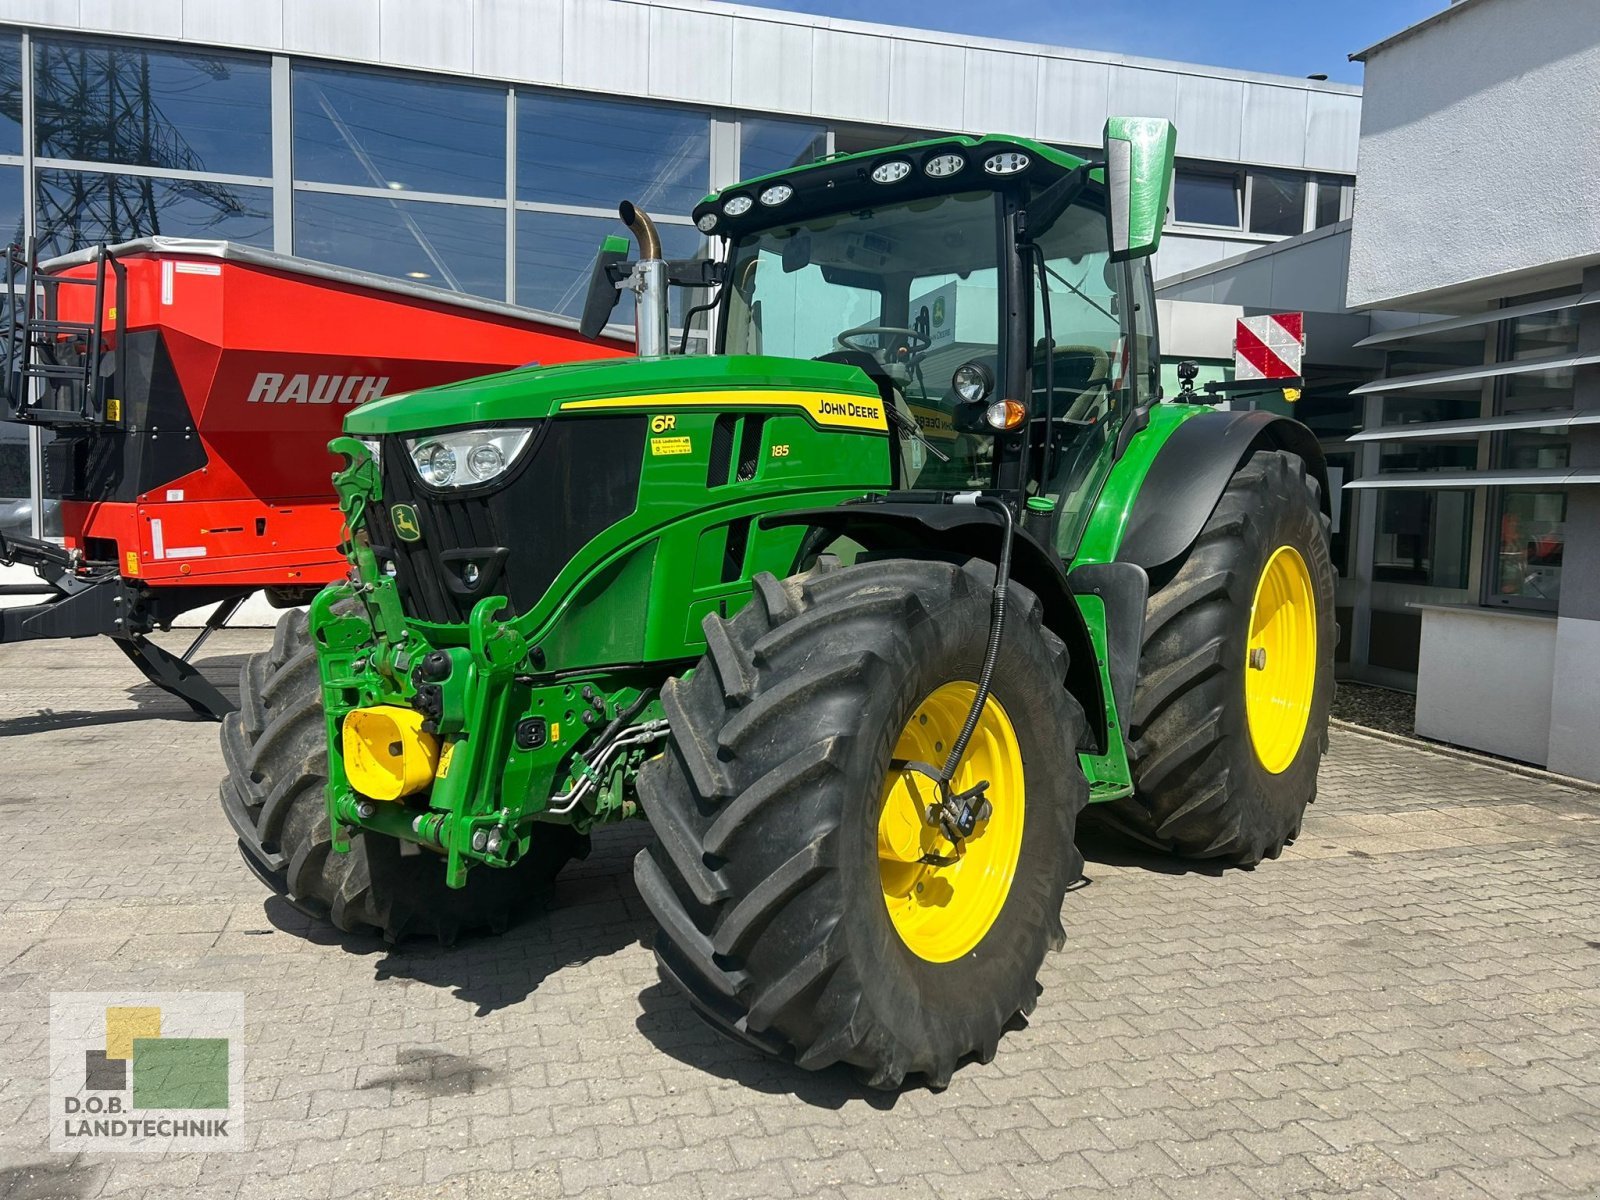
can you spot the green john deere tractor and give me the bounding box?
[221,117,1334,1089]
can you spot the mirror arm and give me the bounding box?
[1016,164,1096,246]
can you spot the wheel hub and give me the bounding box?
[877,682,1026,963]
[1244,545,1317,774]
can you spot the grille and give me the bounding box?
[366,416,646,625]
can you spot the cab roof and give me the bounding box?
[692,134,1096,240]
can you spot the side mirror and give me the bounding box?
[1103,116,1176,261]
[578,234,632,340]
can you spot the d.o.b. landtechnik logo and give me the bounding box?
[49,992,244,1152]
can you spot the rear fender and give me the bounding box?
[761,503,1111,752]
[1111,408,1330,571]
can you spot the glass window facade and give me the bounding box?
[1170,163,1340,237]
[738,118,827,180]
[0,25,1357,542]
[0,32,24,155]
[516,209,702,324]
[294,66,505,197]
[1247,169,1306,236]
[37,169,271,256]
[1485,298,1579,610]
[517,92,709,213]
[294,190,504,299]
[1173,167,1240,227]
[1313,174,1351,228]
[34,37,270,176]
[1373,490,1473,588]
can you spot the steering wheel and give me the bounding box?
[835,325,932,362]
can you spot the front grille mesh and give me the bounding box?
[366,416,646,625]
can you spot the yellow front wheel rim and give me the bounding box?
[1244,545,1318,774]
[877,683,1026,963]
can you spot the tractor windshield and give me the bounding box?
[722,190,1003,490]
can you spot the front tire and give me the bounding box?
[219,610,585,943]
[1094,448,1335,865]
[635,558,1087,1089]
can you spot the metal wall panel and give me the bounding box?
[0,0,1362,179]
[1205,252,1274,306]
[648,6,734,106]
[1240,83,1308,168]
[1106,65,1179,124]
[79,0,180,39]
[731,17,813,116]
[560,0,649,97]
[1152,235,1231,283]
[0,0,77,26]
[811,28,891,123]
[284,0,380,62]
[184,0,285,51]
[1304,90,1360,174]
[1035,56,1109,147]
[473,0,562,86]
[963,49,1040,138]
[380,0,473,74]
[1175,74,1243,161]
[886,39,966,131]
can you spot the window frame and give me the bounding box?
[1243,168,1308,237]
[1480,297,1577,613]
[1169,161,1244,230]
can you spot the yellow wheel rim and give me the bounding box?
[1244,545,1318,774]
[877,682,1026,963]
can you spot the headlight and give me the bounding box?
[356,436,382,469]
[405,427,534,489]
[953,361,994,404]
[983,151,1030,175]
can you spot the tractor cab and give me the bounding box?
[589,123,1175,563]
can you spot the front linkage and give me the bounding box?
[315,437,666,888]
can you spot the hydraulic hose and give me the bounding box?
[939,493,1016,785]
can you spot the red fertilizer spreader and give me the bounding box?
[0,238,628,716]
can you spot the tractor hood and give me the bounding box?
[342,354,879,436]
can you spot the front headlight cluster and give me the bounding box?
[404,426,534,489]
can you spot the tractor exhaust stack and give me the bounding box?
[620,201,669,359]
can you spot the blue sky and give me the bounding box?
[735,0,1445,84]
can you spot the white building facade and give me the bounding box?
[1343,0,1600,780]
[0,0,1362,540]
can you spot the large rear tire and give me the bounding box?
[1093,448,1335,865]
[219,610,585,943]
[635,558,1087,1089]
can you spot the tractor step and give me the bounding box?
[1088,779,1134,802]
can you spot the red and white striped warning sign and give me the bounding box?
[1234,312,1305,381]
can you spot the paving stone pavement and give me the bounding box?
[0,630,1598,1199]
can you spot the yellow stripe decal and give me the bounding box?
[559,389,887,432]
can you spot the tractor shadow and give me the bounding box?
[257,823,908,1108]
[1074,824,1231,877]
[0,650,247,736]
[633,980,901,1111]
[261,826,656,1019]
